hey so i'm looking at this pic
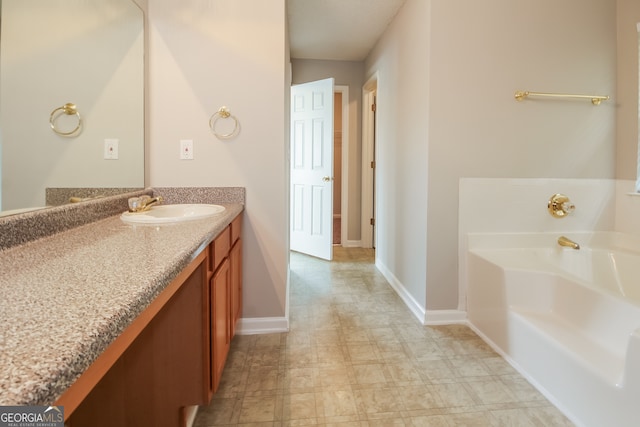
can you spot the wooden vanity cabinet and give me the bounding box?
[62,212,243,426]
[209,225,231,395]
[210,257,230,395]
[208,214,242,395]
[230,215,242,337]
[64,251,209,427]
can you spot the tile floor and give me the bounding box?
[194,247,574,426]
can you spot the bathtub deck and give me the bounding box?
[511,308,624,385]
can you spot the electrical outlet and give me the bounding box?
[180,139,194,160]
[104,139,119,160]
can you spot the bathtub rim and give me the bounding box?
[467,231,640,253]
[460,231,640,313]
[465,231,640,308]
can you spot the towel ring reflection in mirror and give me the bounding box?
[50,103,82,137]
[209,106,240,139]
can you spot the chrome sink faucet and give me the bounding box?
[558,235,580,250]
[128,195,163,213]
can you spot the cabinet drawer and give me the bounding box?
[211,226,231,271]
[230,215,242,244]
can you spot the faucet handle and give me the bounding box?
[128,197,142,212]
[561,201,575,214]
[548,193,575,218]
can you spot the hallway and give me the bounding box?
[194,248,573,426]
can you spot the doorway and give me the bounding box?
[290,78,335,260]
[333,86,349,247]
[361,74,377,249]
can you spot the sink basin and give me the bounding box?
[120,204,225,224]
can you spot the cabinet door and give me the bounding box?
[210,257,230,393]
[68,258,207,427]
[230,238,242,338]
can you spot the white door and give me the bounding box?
[290,78,334,260]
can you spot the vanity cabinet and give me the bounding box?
[60,212,243,427]
[210,258,230,395]
[64,251,209,427]
[230,215,242,337]
[208,214,242,395]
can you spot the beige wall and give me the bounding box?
[147,0,289,321]
[143,0,624,321]
[366,0,616,312]
[365,0,431,310]
[616,0,640,180]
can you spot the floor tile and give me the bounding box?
[194,248,574,426]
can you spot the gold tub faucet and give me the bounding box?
[558,236,580,250]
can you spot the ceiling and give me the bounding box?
[287,0,407,61]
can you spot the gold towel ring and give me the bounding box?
[209,106,240,139]
[50,103,82,137]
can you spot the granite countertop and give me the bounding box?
[0,203,243,406]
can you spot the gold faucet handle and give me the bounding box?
[128,197,142,212]
[548,194,575,218]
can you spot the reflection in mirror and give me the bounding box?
[0,0,144,215]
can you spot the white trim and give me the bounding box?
[335,85,349,247]
[184,406,198,427]
[636,24,640,193]
[458,179,469,312]
[424,310,467,325]
[376,257,467,326]
[361,74,378,249]
[375,259,426,324]
[236,317,289,335]
[341,239,362,248]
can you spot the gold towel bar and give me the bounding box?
[514,91,609,106]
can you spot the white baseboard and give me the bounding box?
[341,239,363,248]
[375,259,426,323]
[236,317,289,335]
[424,310,467,325]
[375,260,467,326]
[184,405,198,427]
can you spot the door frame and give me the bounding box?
[334,85,349,247]
[361,73,377,249]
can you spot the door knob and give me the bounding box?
[322,176,332,182]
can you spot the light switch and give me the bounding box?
[180,139,194,160]
[104,139,119,160]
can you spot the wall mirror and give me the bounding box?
[0,0,144,215]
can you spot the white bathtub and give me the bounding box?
[466,232,640,427]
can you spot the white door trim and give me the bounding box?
[334,85,350,247]
[361,73,377,249]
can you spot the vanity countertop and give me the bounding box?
[0,203,243,406]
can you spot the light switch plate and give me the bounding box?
[104,139,119,160]
[180,139,194,160]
